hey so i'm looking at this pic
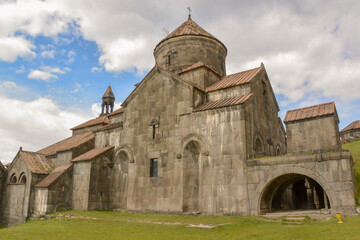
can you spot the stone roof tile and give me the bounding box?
[103,86,114,99]
[341,120,360,133]
[35,163,73,188]
[107,108,124,117]
[194,94,253,112]
[71,116,110,130]
[180,61,220,76]
[72,147,113,162]
[20,151,54,174]
[37,132,94,156]
[0,161,7,172]
[97,122,123,132]
[284,102,337,123]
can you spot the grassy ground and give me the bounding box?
[342,139,360,204]
[0,211,360,240]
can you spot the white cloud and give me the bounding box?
[41,49,55,58]
[16,65,25,74]
[66,50,76,64]
[91,67,102,73]
[0,94,90,164]
[71,82,83,93]
[27,66,70,82]
[1,81,17,88]
[0,36,36,62]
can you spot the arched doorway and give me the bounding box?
[111,150,129,209]
[182,140,201,212]
[260,174,330,214]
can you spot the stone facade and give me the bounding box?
[0,17,357,226]
[340,120,360,143]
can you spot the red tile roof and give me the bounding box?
[180,61,220,76]
[284,102,337,123]
[159,18,223,46]
[72,147,113,162]
[206,65,263,92]
[194,94,253,112]
[107,108,124,117]
[97,122,123,132]
[103,86,114,99]
[37,132,94,156]
[0,161,7,172]
[341,120,360,133]
[20,151,54,174]
[71,116,110,130]
[35,163,73,188]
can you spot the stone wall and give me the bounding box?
[341,129,360,143]
[246,151,356,215]
[286,115,341,154]
[0,167,6,213]
[179,67,220,89]
[52,151,72,168]
[207,84,251,102]
[154,35,227,77]
[72,161,91,210]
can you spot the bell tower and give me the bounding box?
[100,86,115,116]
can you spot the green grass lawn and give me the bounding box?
[0,211,360,240]
[343,139,360,204]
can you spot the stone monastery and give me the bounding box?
[0,16,357,226]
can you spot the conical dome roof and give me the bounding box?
[157,17,225,48]
[103,86,114,99]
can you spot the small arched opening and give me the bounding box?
[254,136,264,156]
[260,174,330,214]
[19,173,27,184]
[276,145,281,156]
[10,173,17,184]
[182,140,201,212]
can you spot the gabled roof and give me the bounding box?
[107,107,124,117]
[37,132,94,156]
[122,65,201,107]
[284,102,338,123]
[72,147,113,162]
[180,61,220,77]
[71,116,110,131]
[97,122,123,132]
[0,161,7,172]
[341,120,360,133]
[103,86,115,99]
[19,151,54,174]
[206,65,263,92]
[35,163,73,188]
[157,18,225,50]
[194,94,253,112]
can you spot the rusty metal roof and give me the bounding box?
[37,132,94,156]
[206,65,263,92]
[72,147,113,162]
[180,61,220,76]
[71,116,110,130]
[194,94,253,112]
[20,151,54,174]
[284,102,337,123]
[35,163,73,188]
[341,120,360,133]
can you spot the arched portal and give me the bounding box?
[111,150,129,209]
[260,174,330,214]
[182,140,201,212]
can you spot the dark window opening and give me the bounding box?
[10,174,17,184]
[20,175,26,184]
[152,125,156,139]
[168,55,171,66]
[150,158,158,178]
[255,138,264,153]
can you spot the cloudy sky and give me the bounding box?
[0,0,359,163]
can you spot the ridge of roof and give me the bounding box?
[71,115,110,130]
[19,150,54,174]
[35,163,73,188]
[37,132,94,156]
[72,147,114,163]
[107,108,124,117]
[156,18,226,50]
[341,120,360,133]
[194,93,253,112]
[284,102,338,123]
[96,121,123,132]
[206,65,263,92]
[179,61,221,77]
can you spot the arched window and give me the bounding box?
[10,173,17,184]
[276,145,281,156]
[19,173,27,184]
[255,137,264,154]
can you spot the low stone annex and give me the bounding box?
[0,16,357,226]
[341,120,360,143]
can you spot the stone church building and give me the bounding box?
[0,17,357,226]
